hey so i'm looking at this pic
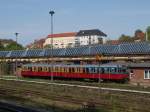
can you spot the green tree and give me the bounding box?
[119,34,134,42]
[146,26,150,41]
[134,29,145,41]
[5,42,24,50]
[0,42,4,50]
[44,44,53,49]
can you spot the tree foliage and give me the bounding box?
[44,44,53,49]
[146,26,150,41]
[5,42,24,50]
[0,39,24,51]
[119,34,134,42]
[0,42,4,51]
[134,29,145,41]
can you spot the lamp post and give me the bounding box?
[15,32,19,50]
[49,10,55,82]
[14,32,19,77]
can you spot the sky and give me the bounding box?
[0,0,150,46]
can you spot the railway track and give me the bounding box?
[1,77,150,94]
[0,86,148,112]
[0,101,45,112]
[1,78,150,112]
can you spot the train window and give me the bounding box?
[27,67,29,71]
[32,67,34,71]
[66,68,69,73]
[104,67,109,74]
[57,67,60,72]
[98,68,102,73]
[51,67,54,72]
[48,67,51,72]
[101,68,104,74]
[55,67,59,72]
[122,68,126,73]
[114,68,117,73]
[76,67,79,73]
[89,67,97,74]
[86,68,89,73]
[72,68,75,73]
[69,67,72,73]
[64,67,67,72]
[118,67,122,73]
[88,68,91,73]
[83,67,86,73]
[38,67,42,72]
[93,67,97,73]
[65,67,68,73]
[80,68,83,73]
[76,68,79,73]
[23,66,27,71]
[42,67,45,72]
[43,67,48,72]
[34,67,38,72]
[59,67,61,72]
[110,67,117,74]
[95,67,98,73]
[28,67,32,71]
[61,67,64,72]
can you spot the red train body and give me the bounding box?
[21,64,129,81]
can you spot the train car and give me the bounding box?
[21,63,129,82]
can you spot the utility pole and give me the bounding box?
[14,32,19,77]
[49,10,55,82]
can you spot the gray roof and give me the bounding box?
[76,29,107,37]
[101,62,150,68]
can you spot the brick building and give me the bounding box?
[129,63,150,86]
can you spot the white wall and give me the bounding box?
[75,35,104,46]
[44,36,75,48]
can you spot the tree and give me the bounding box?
[146,26,150,41]
[118,34,134,42]
[134,29,145,41]
[0,42,4,51]
[5,42,24,50]
[44,44,53,49]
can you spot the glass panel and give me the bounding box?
[110,67,116,74]
[149,71,150,79]
[144,70,148,79]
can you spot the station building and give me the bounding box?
[129,63,150,86]
[103,62,150,86]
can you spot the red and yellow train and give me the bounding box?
[21,63,129,82]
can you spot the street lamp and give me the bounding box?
[15,32,19,50]
[49,10,55,82]
[14,32,19,77]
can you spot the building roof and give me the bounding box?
[47,32,77,38]
[76,29,107,37]
[101,62,150,68]
[1,42,150,58]
[106,40,120,45]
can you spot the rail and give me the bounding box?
[0,78,150,94]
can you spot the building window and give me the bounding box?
[144,70,150,79]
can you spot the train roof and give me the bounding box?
[22,63,124,68]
